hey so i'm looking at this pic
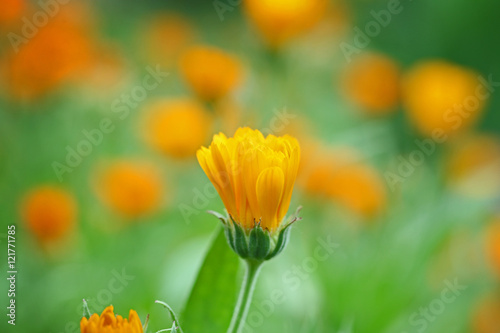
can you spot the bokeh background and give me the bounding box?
[2,0,500,332]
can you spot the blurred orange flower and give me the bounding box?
[0,0,25,28]
[20,186,76,242]
[94,161,163,219]
[142,13,195,69]
[472,296,500,333]
[486,218,500,278]
[342,53,400,115]
[142,98,213,159]
[3,4,95,101]
[244,0,326,48]
[300,142,337,196]
[179,45,243,101]
[81,305,143,333]
[447,135,500,198]
[301,145,386,218]
[402,61,486,137]
[327,163,386,218]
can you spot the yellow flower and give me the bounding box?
[20,185,76,242]
[80,306,143,333]
[402,61,485,137]
[142,98,213,159]
[179,45,243,101]
[197,127,300,232]
[342,52,400,115]
[244,0,326,48]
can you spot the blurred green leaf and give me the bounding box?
[181,227,240,333]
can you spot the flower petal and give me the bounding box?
[256,166,285,230]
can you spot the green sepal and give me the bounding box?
[248,224,271,260]
[224,221,236,253]
[207,207,301,261]
[264,206,301,260]
[207,210,228,225]
[231,217,249,258]
[265,222,292,260]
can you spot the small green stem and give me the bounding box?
[227,259,263,333]
[155,300,184,333]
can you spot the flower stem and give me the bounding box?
[227,259,263,333]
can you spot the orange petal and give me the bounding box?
[256,166,285,230]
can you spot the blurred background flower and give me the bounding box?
[92,160,164,219]
[402,61,486,137]
[341,52,400,115]
[141,98,213,159]
[446,135,500,198]
[179,45,243,102]
[0,0,25,30]
[472,296,500,333]
[20,185,76,243]
[244,0,327,48]
[2,3,96,101]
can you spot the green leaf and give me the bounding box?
[181,227,241,333]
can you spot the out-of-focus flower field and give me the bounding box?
[1,0,500,332]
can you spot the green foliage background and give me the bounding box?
[1,0,500,332]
